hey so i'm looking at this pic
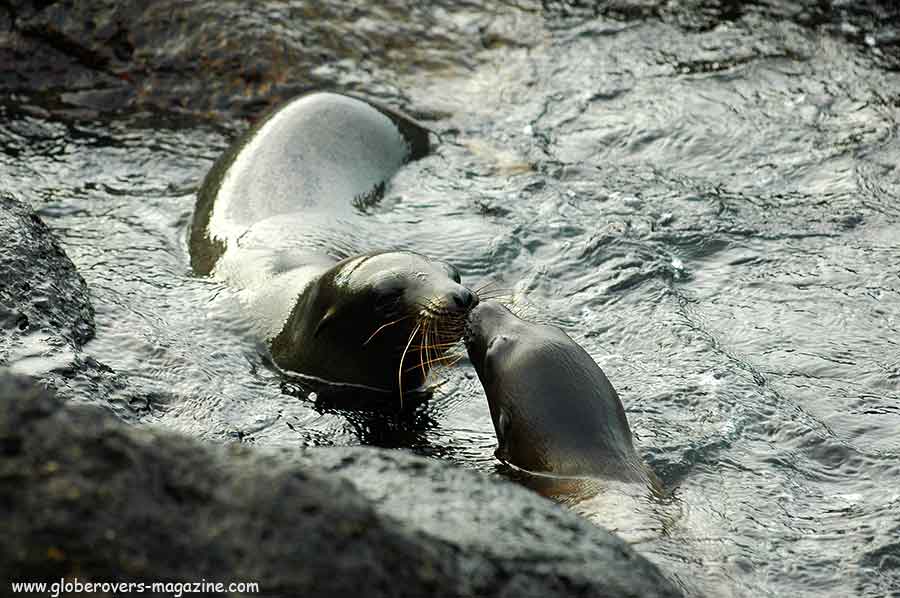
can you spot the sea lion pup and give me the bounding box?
[464,301,653,484]
[189,91,477,392]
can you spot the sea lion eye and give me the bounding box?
[373,281,404,309]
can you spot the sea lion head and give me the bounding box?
[272,251,477,393]
[464,301,638,477]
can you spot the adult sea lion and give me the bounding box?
[464,301,653,484]
[189,91,477,392]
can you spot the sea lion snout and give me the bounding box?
[463,302,487,350]
[450,286,479,312]
[466,300,513,331]
[464,301,513,361]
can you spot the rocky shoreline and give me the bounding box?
[8,1,898,594]
[1,192,683,595]
[3,1,898,122]
[0,368,682,597]
[1,4,692,590]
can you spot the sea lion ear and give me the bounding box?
[313,306,339,338]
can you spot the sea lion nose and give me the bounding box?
[451,287,479,311]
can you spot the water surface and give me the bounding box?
[3,5,900,597]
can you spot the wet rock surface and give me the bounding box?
[1,0,519,120]
[0,194,137,420]
[0,371,684,597]
[3,1,899,121]
[0,191,93,353]
[0,371,456,597]
[291,446,682,597]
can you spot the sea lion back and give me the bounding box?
[189,92,429,275]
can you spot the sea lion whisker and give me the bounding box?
[402,318,457,376]
[403,351,462,373]
[476,291,515,301]
[397,323,421,409]
[414,314,427,376]
[363,315,414,346]
[417,308,448,320]
[417,303,450,319]
[427,317,443,374]
[416,294,475,318]
[431,323,466,336]
[432,327,465,341]
[428,314,466,326]
[476,293,518,306]
[419,312,466,330]
[415,334,463,368]
[506,301,534,320]
[473,280,504,294]
[428,320,455,353]
[419,295,444,309]
[420,324,431,380]
[409,341,460,349]
[430,352,465,370]
[475,285,514,296]
[444,353,465,368]
[432,350,465,365]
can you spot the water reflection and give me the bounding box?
[281,376,439,449]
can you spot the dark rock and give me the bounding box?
[1,0,505,120]
[0,193,139,420]
[3,0,900,122]
[290,446,687,598]
[0,371,685,597]
[0,191,94,353]
[0,370,459,596]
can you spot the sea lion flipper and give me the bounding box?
[495,407,512,460]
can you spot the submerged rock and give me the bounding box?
[0,371,685,597]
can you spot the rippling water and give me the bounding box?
[3,4,900,597]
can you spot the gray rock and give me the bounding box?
[4,0,898,121]
[0,371,458,597]
[0,191,94,356]
[290,446,686,598]
[1,0,502,120]
[0,371,685,597]
[0,193,138,420]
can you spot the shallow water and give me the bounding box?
[3,4,900,597]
